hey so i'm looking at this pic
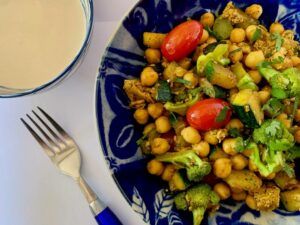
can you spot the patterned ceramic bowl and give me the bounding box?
[96,1,300,224]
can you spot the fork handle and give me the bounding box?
[90,199,123,225]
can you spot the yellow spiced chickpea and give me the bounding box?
[230,28,246,43]
[200,12,215,27]
[134,108,149,125]
[147,159,164,176]
[140,67,158,86]
[145,48,161,64]
[155,116,171,133]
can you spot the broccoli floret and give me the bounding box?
[258,64,300,99]
[174,184,220,225]
[249,120,295,176]
[156,150,211,182]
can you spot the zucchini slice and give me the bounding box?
[232,89,264,128]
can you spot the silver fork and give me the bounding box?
[21,107,122,225]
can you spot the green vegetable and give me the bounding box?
[164,92,200,116]
[169,170,191,191]
[281,188,300,212]
[174,184,220,225]
[258,64,300,99]
[169,112,178,127]
[228,128,241,138]
[251,28,262,42]
[286,145,300,161]
[174,78,192,85]
[156,150,211,182]
[136,134,147,146]
[199,78,215,98]
[231,62,258,91]
[205,26,222,41]
[271,32,284,52]
[196,44,229,73]
[215,106,229,123]
[205,62,237,89]
[231,89,264,128]
[213,86,227,99]
[156,80,172,102]
[203,42,219,54]
[213,18,233,40]
[262,98,284,117]
[249,120,295,176]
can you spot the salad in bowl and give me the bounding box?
[122,2,300,225]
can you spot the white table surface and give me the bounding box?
[0,0,146,225]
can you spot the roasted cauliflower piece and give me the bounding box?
[253,184,280,211]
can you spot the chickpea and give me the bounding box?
[245,195,257,210]
[231,187,244,194]
[246,25,258,41]
[199,29,209,44]
[291,56,300,67]
[238,42,251,54]
[276,113,292,129]
[145,48,161,64]
[245,4,263,19]
[232,191,247,201]
[258,90,271,104]
[231,154,248,170]
[193,141,210,158]
[147,103,164,119]
[206,36,217,44]
[174,66,187,77]
[134,108,149,125]
[183,72,198,88]
[245,51,265,69]
[213,158,232,178]
[294,109,300,122]
[161,164,177,181]
[226,119,244,131]
[230,28,246,43]
[140,67,158,86]
[200,12,215,28]
[147,159,164,176]
[204,131,219,145]
[249,159,258,172]
[151,138,170,155]
[294,129,300,143]
[181,126,201,144]
[178,58,192,70]
[229,45,243,63]
[270,22,284,34]
[210,148,229,161]
[222,138,238,156]
[155,116,171,133]
[213,183,231,200]
[143,123,156,135]
[248,70,262,84]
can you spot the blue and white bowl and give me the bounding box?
[96,1,300,224]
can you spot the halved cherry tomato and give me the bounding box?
[161,20,203,61]
[186,98,232,131]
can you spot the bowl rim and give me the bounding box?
[0,0,94,98]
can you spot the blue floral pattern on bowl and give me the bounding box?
[96,0,300,224]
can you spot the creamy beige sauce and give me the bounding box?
[0,0,86,89]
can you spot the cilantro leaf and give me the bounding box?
[228,128,241,138]
[204,60,215,81]
[265,120,281,136]
[169,112,178,126]
[282,164,295,178]
[174,78,192,85]
[271,32,284,52]
[251,28,262,42]
[215,106,229,123]
[156,80,172,102]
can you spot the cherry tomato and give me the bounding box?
[161,20,203,61]
[186,99,232,131]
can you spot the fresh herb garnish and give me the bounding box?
[271,32,284,52]
[205,26,222,40]
[204,60,215,81]
[251,28,262,42]
[292,96,299,120]
[169,112,178,126]
[282,164,295,177]
[156,80,172,102]
[174,78,192,85]
[228,128,241,138]
[229,48,242,55]
[187,87,202,96]
[215,106,229,123]
[262,98,284,117]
